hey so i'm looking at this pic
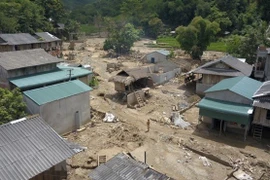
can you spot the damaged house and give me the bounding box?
[187,55,253,95]
[109,61,180,107]
[0,115,83,180]
[197,76,262,140]
[252,81,270,139]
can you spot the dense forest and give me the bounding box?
[0,0,270,60]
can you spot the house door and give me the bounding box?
[151,57,155,63]
[75,111,81,130]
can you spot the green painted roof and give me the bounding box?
[205,76,262,100]
[198,98,253,125]
[23,80,92,105]
[9,66,92,90]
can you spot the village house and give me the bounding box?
[23,80,92,134]
[89,153,174,180]
[0,32,62,55]
[197,76,262,140]
[187,55,253,95]
[0,49,62,89]
[252,81,270,139]
[109,61,180,107]
[0,115,83,180]
[142,49,170,64]
[254,46,270,81]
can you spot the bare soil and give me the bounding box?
[64,38,270,180]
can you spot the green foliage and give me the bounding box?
[0,0,54,33]
[226,22,269,64]
[176,16,220,59]
[207,41,227,52]
[156,36,180,48]
[89,76,99,88]
[103,23,141,54]
[0,88,26,125]
[80,24,98,34]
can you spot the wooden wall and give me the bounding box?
[253,107,270,127]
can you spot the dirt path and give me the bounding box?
[65,38,270,180]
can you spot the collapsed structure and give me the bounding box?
[109,61,180,107]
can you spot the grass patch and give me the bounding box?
[156,36,227,52]
[80,24,98,34]
[207,41,227,52]
[156,36,180,48]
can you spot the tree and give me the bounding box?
[176,16,220,59]
[227,22,269,64]
[103,23,140,54]
[0,88,26,125]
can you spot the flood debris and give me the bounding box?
[103,112,118,123]
[233,169,253,180]
[171,112,190,128]
[199,156,211,167]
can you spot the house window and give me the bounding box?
[266,110,270,120]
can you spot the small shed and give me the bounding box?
[0,115,82,180]
[89,153,174,180]
[23,80,92,134]
[188,55,253,95]
[0,49,62,89]
[143,49,170,64]
[197,76,262,140]
[252,81,270,139]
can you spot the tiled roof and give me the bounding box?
[9,66,92,90]
[89,153,173,180]
[0,33,39,45]
[0,49,62,70]
[0,115,79,180]
[23,80,92,105]
[205,76,262,100]
[191,55,253,76]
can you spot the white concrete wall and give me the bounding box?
[146,52,167,63]
[150,68,180,85]
[25,92,91,134]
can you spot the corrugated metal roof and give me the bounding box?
[0,115,79,180]
[0,49,62,70]
[0,33,39,45]
[156,49,170,56]
[10,66,92,90]
[205,76,262,100]
[198,98,253,125]
[191,55,252,76]
[23,80,92,105]
[89,153,173,180]
[253,81,270,98]
[34,32,60,42]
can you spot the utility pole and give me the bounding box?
[67,69,74,81]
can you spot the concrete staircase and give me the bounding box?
[253,124,263,140]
